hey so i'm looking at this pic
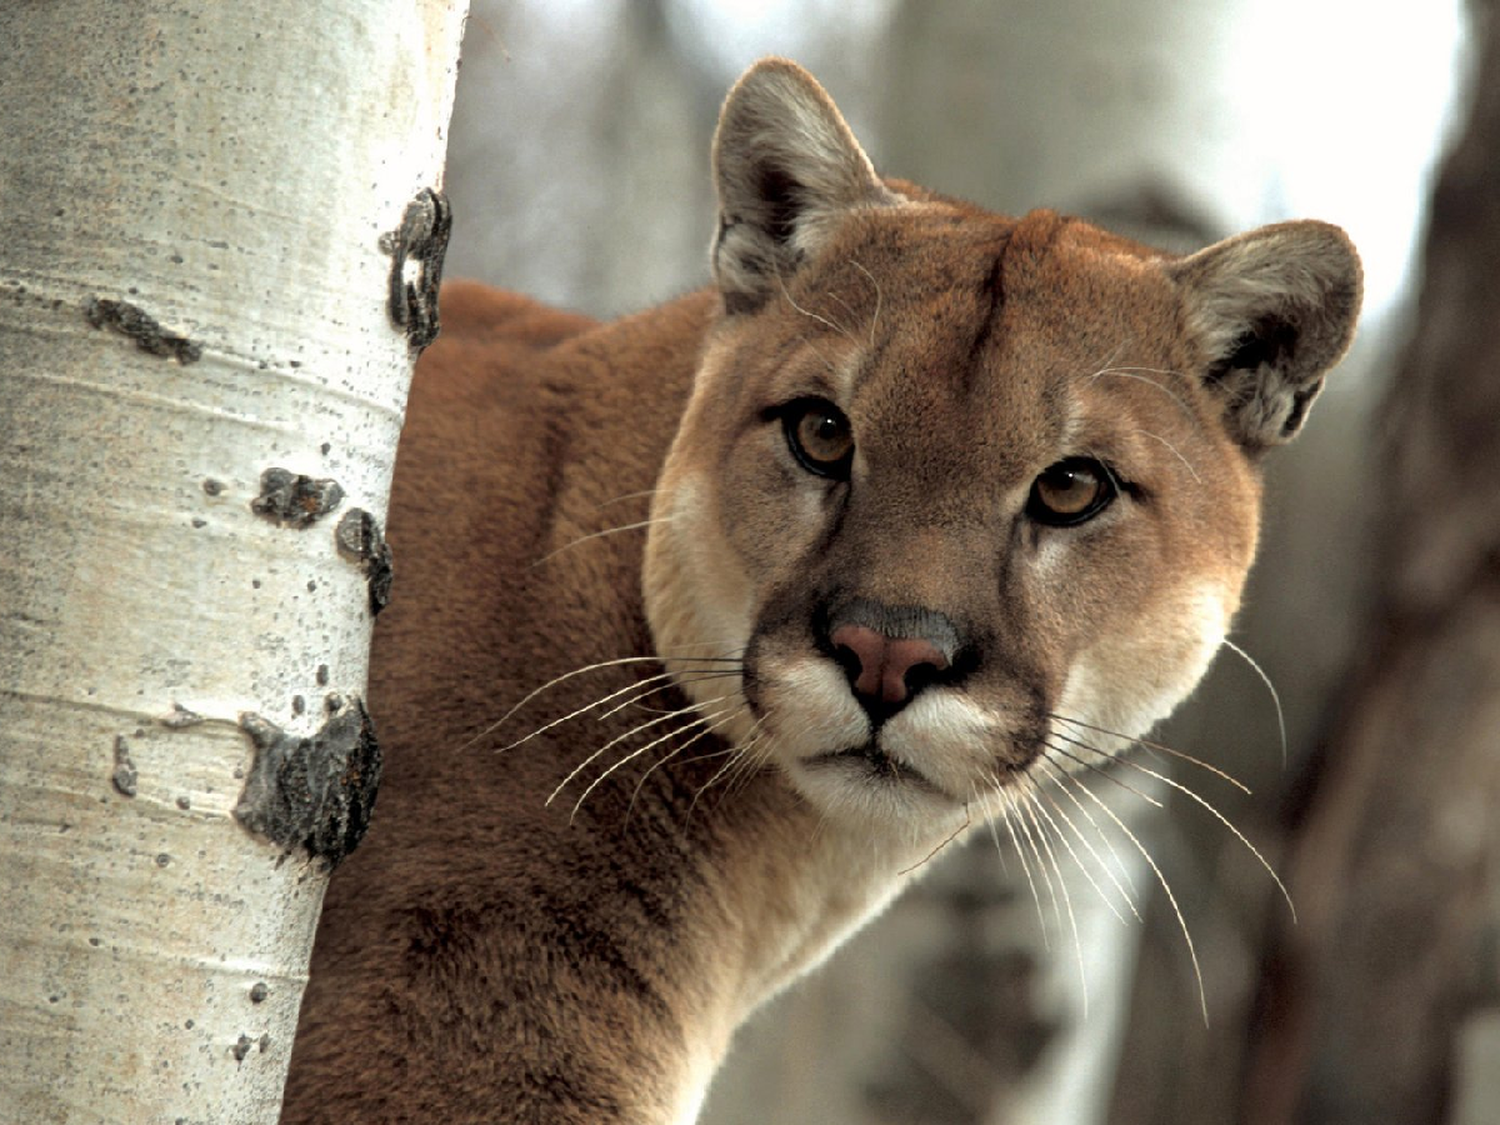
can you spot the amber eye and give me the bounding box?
[782,398,854,479]
[1027,458,1116,526]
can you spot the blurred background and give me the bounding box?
[437,2,1496,1122]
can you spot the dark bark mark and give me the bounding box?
[250,467,345,528]
[381,188,452,352]
[84,297,202,364]
[335,508,394,616]
[111,735,138,797]
[160,702,204,728]
[233,695,382,869]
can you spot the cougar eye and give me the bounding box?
[782,398,854,479]
[1027,457,1117,526]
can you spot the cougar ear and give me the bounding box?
[1171,221,1363,449]
[711,58,901,314]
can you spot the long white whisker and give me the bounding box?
[1049,714,1251,795]
[592,671,739,723]
[972,781,1012,878]
[1036,759,1142,920]
[851,259,882,350]
[463,651,743,752]
[574,705,742,819]
[1000,780,1056,949]
[1065,745,1296,922]
[1022,785,1088,1017]
[567,701,740,817]
[502,669,703,754]
[595,488,658,510]
[548,693,738,807]
[532,517,674,567]
[994,778,1048,947]
[1137,428,1203,484]
[1059,765,1208,1025]
[628,714,762,819]
[1220,637,1288,766]
[1027,777,1129,925]
[1044,740,1165,808]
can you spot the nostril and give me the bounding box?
[828,624,888,701]
[902,659,943,699]
[832,642,862,680]
[882,637,948,705]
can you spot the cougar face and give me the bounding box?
[644,60,1360,836]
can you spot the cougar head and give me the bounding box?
[644,59,1361,832]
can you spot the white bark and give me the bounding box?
[0,4,468,1122]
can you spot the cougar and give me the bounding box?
[282,58,1361,1124]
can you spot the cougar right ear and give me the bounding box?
[711,58,901,315]
[1171,221,1363,450]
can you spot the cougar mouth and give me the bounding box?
[804,743,951,798]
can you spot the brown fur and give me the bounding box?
[281,60,1360,1124]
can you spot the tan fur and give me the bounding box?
[282,60,1360,1123]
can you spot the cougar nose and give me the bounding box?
[830,623,951,709]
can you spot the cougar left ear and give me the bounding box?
[1171,221,1363,450]
[711,58,901,314]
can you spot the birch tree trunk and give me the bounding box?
[0,4,468,1122]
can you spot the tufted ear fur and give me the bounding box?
[711,58,902,315]
[1171,220,1362,450]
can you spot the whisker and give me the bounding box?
[1026,777,1130,926]
[547,692,738,807]
[776,271,859,346]
[1220,637,1288,767]
[994,779,1052,950]
[501,669,704,754]
[594,488,658,510]
[1137,428,1202,484]
[627,724,756,821]
[567,701,741,818]
[1063,742,1296,922]
[1048,714,1251,794]
[689,742,752,816]
[970,782,1012,878]
[1054,764,1209,1025]
[1044,740,1165,808]
[721,729,773,798]
[851,259,882,350]
[466,650,744,753]
[697,713,770,800]
[532,517,675,567]
[592,670,741,723]
[1086,366,1199,427]
[1021,786,1089,1017]
[1035,759,1142,920]
[897,803,972,877]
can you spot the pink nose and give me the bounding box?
[830,623,950,706]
